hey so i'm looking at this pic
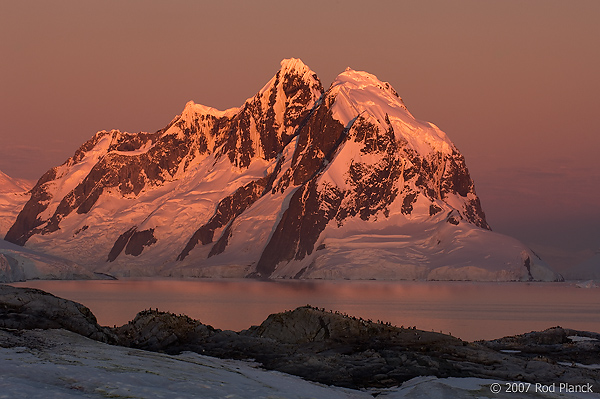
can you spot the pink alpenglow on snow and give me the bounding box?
[3,59,561,282]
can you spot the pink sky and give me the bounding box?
[1,1,599,270]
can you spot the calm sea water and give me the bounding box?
[9,279,600,341]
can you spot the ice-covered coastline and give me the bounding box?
[1,284,598,398]
[0,329,368,399]
[2,329,597,399]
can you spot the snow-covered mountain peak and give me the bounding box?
[279,57,315,77]
[256,58,323,101]
[329,67,412,127]
[328,68,453,156]
[212,59,323,168]
[181,100,238,120]
[3,59,560,282]
[332,68,402,102]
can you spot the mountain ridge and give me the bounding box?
[3,59,559,281]
[0,170,33,194]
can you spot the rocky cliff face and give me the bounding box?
[4,59,559,281]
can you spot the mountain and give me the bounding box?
[4,59,559,281]
[1,170,90,282]
[567,251,600,280]
[0,170,33,238]
[0,170,33,193]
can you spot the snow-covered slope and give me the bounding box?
[4,59,559,281]
[0,170,32,193]
[0,170,33,239]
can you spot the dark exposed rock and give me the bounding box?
[336,117,403,221]
[107,227,158,261]
[401,192,418,215]
[481,327,600,366]
[114,309,219,352]
[125,228,157,256]
[447,216,460,225]
[111,305,599,389]
[107,227,137,262]
[250,92,354,276]
[247,306,400,344]
[207,222,233,257]
[440,150,489,229]
[274,93,347,192]
[107,131,159,153]
[429,204,443,216]
[216,66,323,168]
[73,225,89,237]
[0,284,115,343]
[523,256,534,280]
[256,180,343,277]
[4,168,57,245]
[177,176,270,261]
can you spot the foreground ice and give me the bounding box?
[0,330,363,399]
[0,329,597,399]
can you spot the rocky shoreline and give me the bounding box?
[1,284,598,390]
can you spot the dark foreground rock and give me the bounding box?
[481,327,600,366]
[0,284,115,343]
[1,284,598,389]
[113,306,599,389]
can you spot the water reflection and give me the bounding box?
[10,279,600,341]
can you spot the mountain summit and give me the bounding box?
[5,59,559,281]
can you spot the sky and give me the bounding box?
[1,0,599,272]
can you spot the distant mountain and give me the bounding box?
[0,170,94,282]
[0,170,33,238]
[0,170,33,194]
[567,251,600,280]
[4,59,560,281]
